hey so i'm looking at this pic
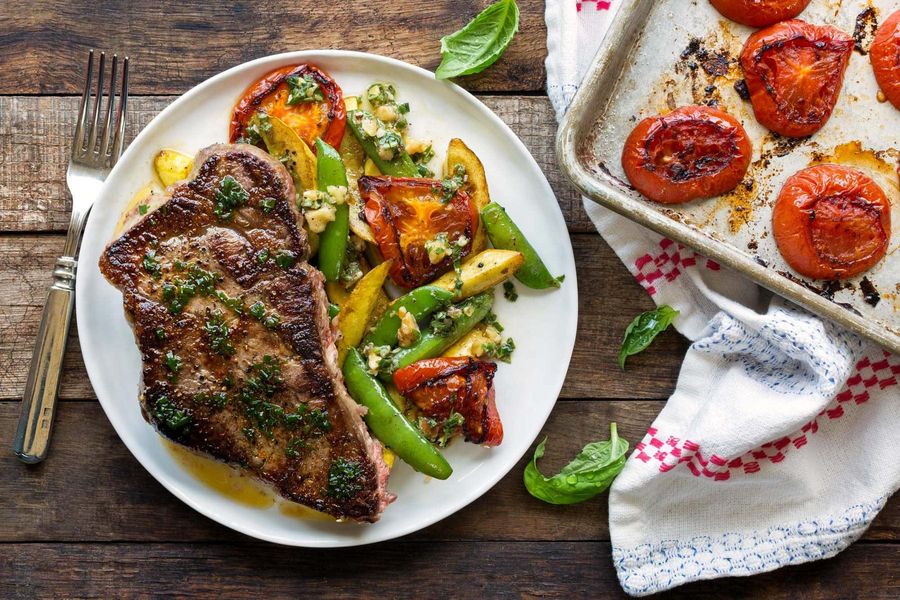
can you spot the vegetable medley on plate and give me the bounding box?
[150,63,562,481]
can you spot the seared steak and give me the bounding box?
[100,143,391,521]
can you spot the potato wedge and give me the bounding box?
[364,157,382,176]
[443,323,493,358]
[430,249,523,299]
[445,138,490,254]
[335,260,392,364]
[154,149,193,187]
[260,115,317,191]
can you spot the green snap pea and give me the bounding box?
[480,202,562,289]
[364,285,455,347]
[316,138,350,282]
[380,292,494,379]
[346,109,418,177]
[343,348,452,479]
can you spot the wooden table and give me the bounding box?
[1,1,897,597]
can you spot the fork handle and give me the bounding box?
[13,257,77,464]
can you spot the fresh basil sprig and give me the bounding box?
[435,0,520,80]
[618,305,679,369]
[523,423,629,505]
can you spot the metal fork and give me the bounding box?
[13,50,129,464]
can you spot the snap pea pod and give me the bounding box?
[346,109,418,177]
[363,285,455,347]
[343,348,452,479]
[316,138,350,282]
[480,202,562,289]
[380,292,494,379]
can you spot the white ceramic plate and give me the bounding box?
[76,50,577,547]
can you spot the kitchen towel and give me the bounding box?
[546,0,900,595]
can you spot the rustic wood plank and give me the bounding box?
[0,233,687,401]
[1,541,898,599]
[0,1,547,95]
[1,401,897,544]
[0,95,591,233]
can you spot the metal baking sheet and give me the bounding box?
[558,0,900,353]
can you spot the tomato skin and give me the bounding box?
[394,357,502,447]
[740,20,853,138]
[871,10,900,110]
[229,64,346,150]
[708,0,811,27]
[360,176,478,288]
[621,105,752,204]
[773,164,891,280]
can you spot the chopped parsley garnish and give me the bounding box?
[154,328,166,340]
[274,250,297,269]
[366,82,396,107]
[437,411,465,447]
[249,300,280,329]
[286,73,324,104]
[204,311,235,357]
[376,130,403,159]
[214,175,249,220]
[327,458,364,500]
[161,264,219,314]
[152,396,191,435]
[284,437,306,458]
[142,250,162,278]
[239,112,272,145]
[138,204,150,215]
[503,281,518,302]
[256,248,270,264]
[215,290,244,315]
[164,350,183,379]
[194,391,228,410]
[430,309,457,337]
[484,338,516,363]
[438,164,467,203]
[259,197,276,213]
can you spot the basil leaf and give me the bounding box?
[617,305,679,369]
[524,423,629,505]
[435,0,520,80]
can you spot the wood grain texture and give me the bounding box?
[0,1,547,95]
[0,95,592,233]
[1,401,897,545]
[1,541,898,599]
[0,233,688,401]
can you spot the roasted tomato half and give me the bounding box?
[230,64,346,149]
[394,357,503,447]
[708,0,811,28]
[621,105,752,204]
[360,176,478,288]
[740,20,853,138]
[773,164,891,280]
[871,9,900,110]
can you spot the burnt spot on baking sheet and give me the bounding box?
[733,79,750,101]
[674,36,740,107]
[596,161,635,190]
[860,277,881,307]
[679,38,731,77]
[852,7,879,55]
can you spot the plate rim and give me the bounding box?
[75,49,578,547]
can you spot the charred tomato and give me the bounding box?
[708,0,811,28]
[740,20,853,138]
[230,64,346,149]
[360,176,478,288]
[871,9,900,110]
[394,357,502,447]
[773,164,891,280]
[621,105,752,204]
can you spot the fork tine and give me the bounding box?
[86,52,106,155]
[99,55,118,158]
[111,56,130,165]
[71,50,94,159]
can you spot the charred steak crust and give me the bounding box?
[100,143,391,522]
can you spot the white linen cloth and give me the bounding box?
[546,1,900,595]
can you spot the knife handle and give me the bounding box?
[13,257,77,464]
